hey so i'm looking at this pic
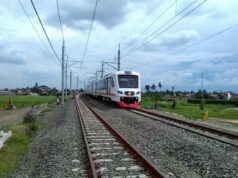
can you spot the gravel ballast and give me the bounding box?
[9,100,88,178]
[84,96,238,178]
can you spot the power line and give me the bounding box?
[56,0,64,41]
[122,0,201,58]
[30,0,61,62]
[123,0,177,54]
[122,0,204,58]
[18,0,60,64]
[121,0,162,49]
[130,22,238,69]
[82,0,99,61]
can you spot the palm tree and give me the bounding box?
[145,84,150,92]
[151,84,156,91]
[158,82,162,91]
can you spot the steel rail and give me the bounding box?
[75,95,97,178]
[80,97,165,178]
[132,108,238,142]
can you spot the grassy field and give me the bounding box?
[0,105,52,177]
[140,97,238,120]
[0,124,31,177]
[0,96,56,110]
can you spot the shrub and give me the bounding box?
[187,99,238,106]
[23,112,36,123]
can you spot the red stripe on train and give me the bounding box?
[117,101,139,108]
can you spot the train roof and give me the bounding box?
[86,71,140,85]
[105,71,139,76]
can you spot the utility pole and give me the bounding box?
[70,71,72,93]
[118,44,120,71]
[65,56,68,101]
[61,41,65,104]
[101,60,104,78]
[201,72,204,110]
[77,76,79,91]
[95,71,98,91]
[84,80,85,90]
[64,60,81,96]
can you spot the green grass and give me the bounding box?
[0,124,31,178]
[140,97,238,120]
[0,96,56,110]
[0,105,52,177]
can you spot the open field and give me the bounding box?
[140,97,238,120]
[0,105,51,178]
[0,96,56,110]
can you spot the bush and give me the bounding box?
[23,112,36,123]
[26,123,37,137]
[187,99,238,106]
[23,112,38,137]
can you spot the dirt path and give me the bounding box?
[0,108,30,127]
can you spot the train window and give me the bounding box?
[118,75,138,88]
[111,77,114,87]
[97,79,106,90]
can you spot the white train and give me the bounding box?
[85,71,141,108]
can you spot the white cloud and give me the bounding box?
[0,0,238,92]
[158,30,200,47]
[178,72,193,77]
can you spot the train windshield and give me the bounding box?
[118,75,138,88]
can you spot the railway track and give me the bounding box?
[129,108,238,147]
[80,95,238,177]
[75,95,165,178]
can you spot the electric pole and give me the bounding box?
[65,56,68,101]
[70,70,72,93]
[84,80,85,90]
[95,71,98,91]
[77,76,79,91]
[101,60,104,78]
[61,41,65,104]
[118,44,120,71]
[201,72,204,110]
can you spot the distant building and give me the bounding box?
[223,91,232,100]
[163,95,173,100]
[209,93,219,99]
[0,90,15,96]
[40,91,49,95]
[39,85,51,92]
[29,92,38,96]
[10,89,31,95]
[185,93,195,99]
[233,94,238,99]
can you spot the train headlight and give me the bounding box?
[136,91,140,94]
[117,90,123,94]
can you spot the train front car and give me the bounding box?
[115,71,141,108]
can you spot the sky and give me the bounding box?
[0,0,238,92]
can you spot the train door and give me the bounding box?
[107,77,111,95]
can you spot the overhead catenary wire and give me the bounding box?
[30,0,61,62]
[56,0,64,41]
[122,0,205,58]
[82,0,99,61]
[121,0,163,49]
[122,0,199,56]
[122,0,202,58]
[18,0,60,64]
[130,22,238,69]
[123,0,177,53]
